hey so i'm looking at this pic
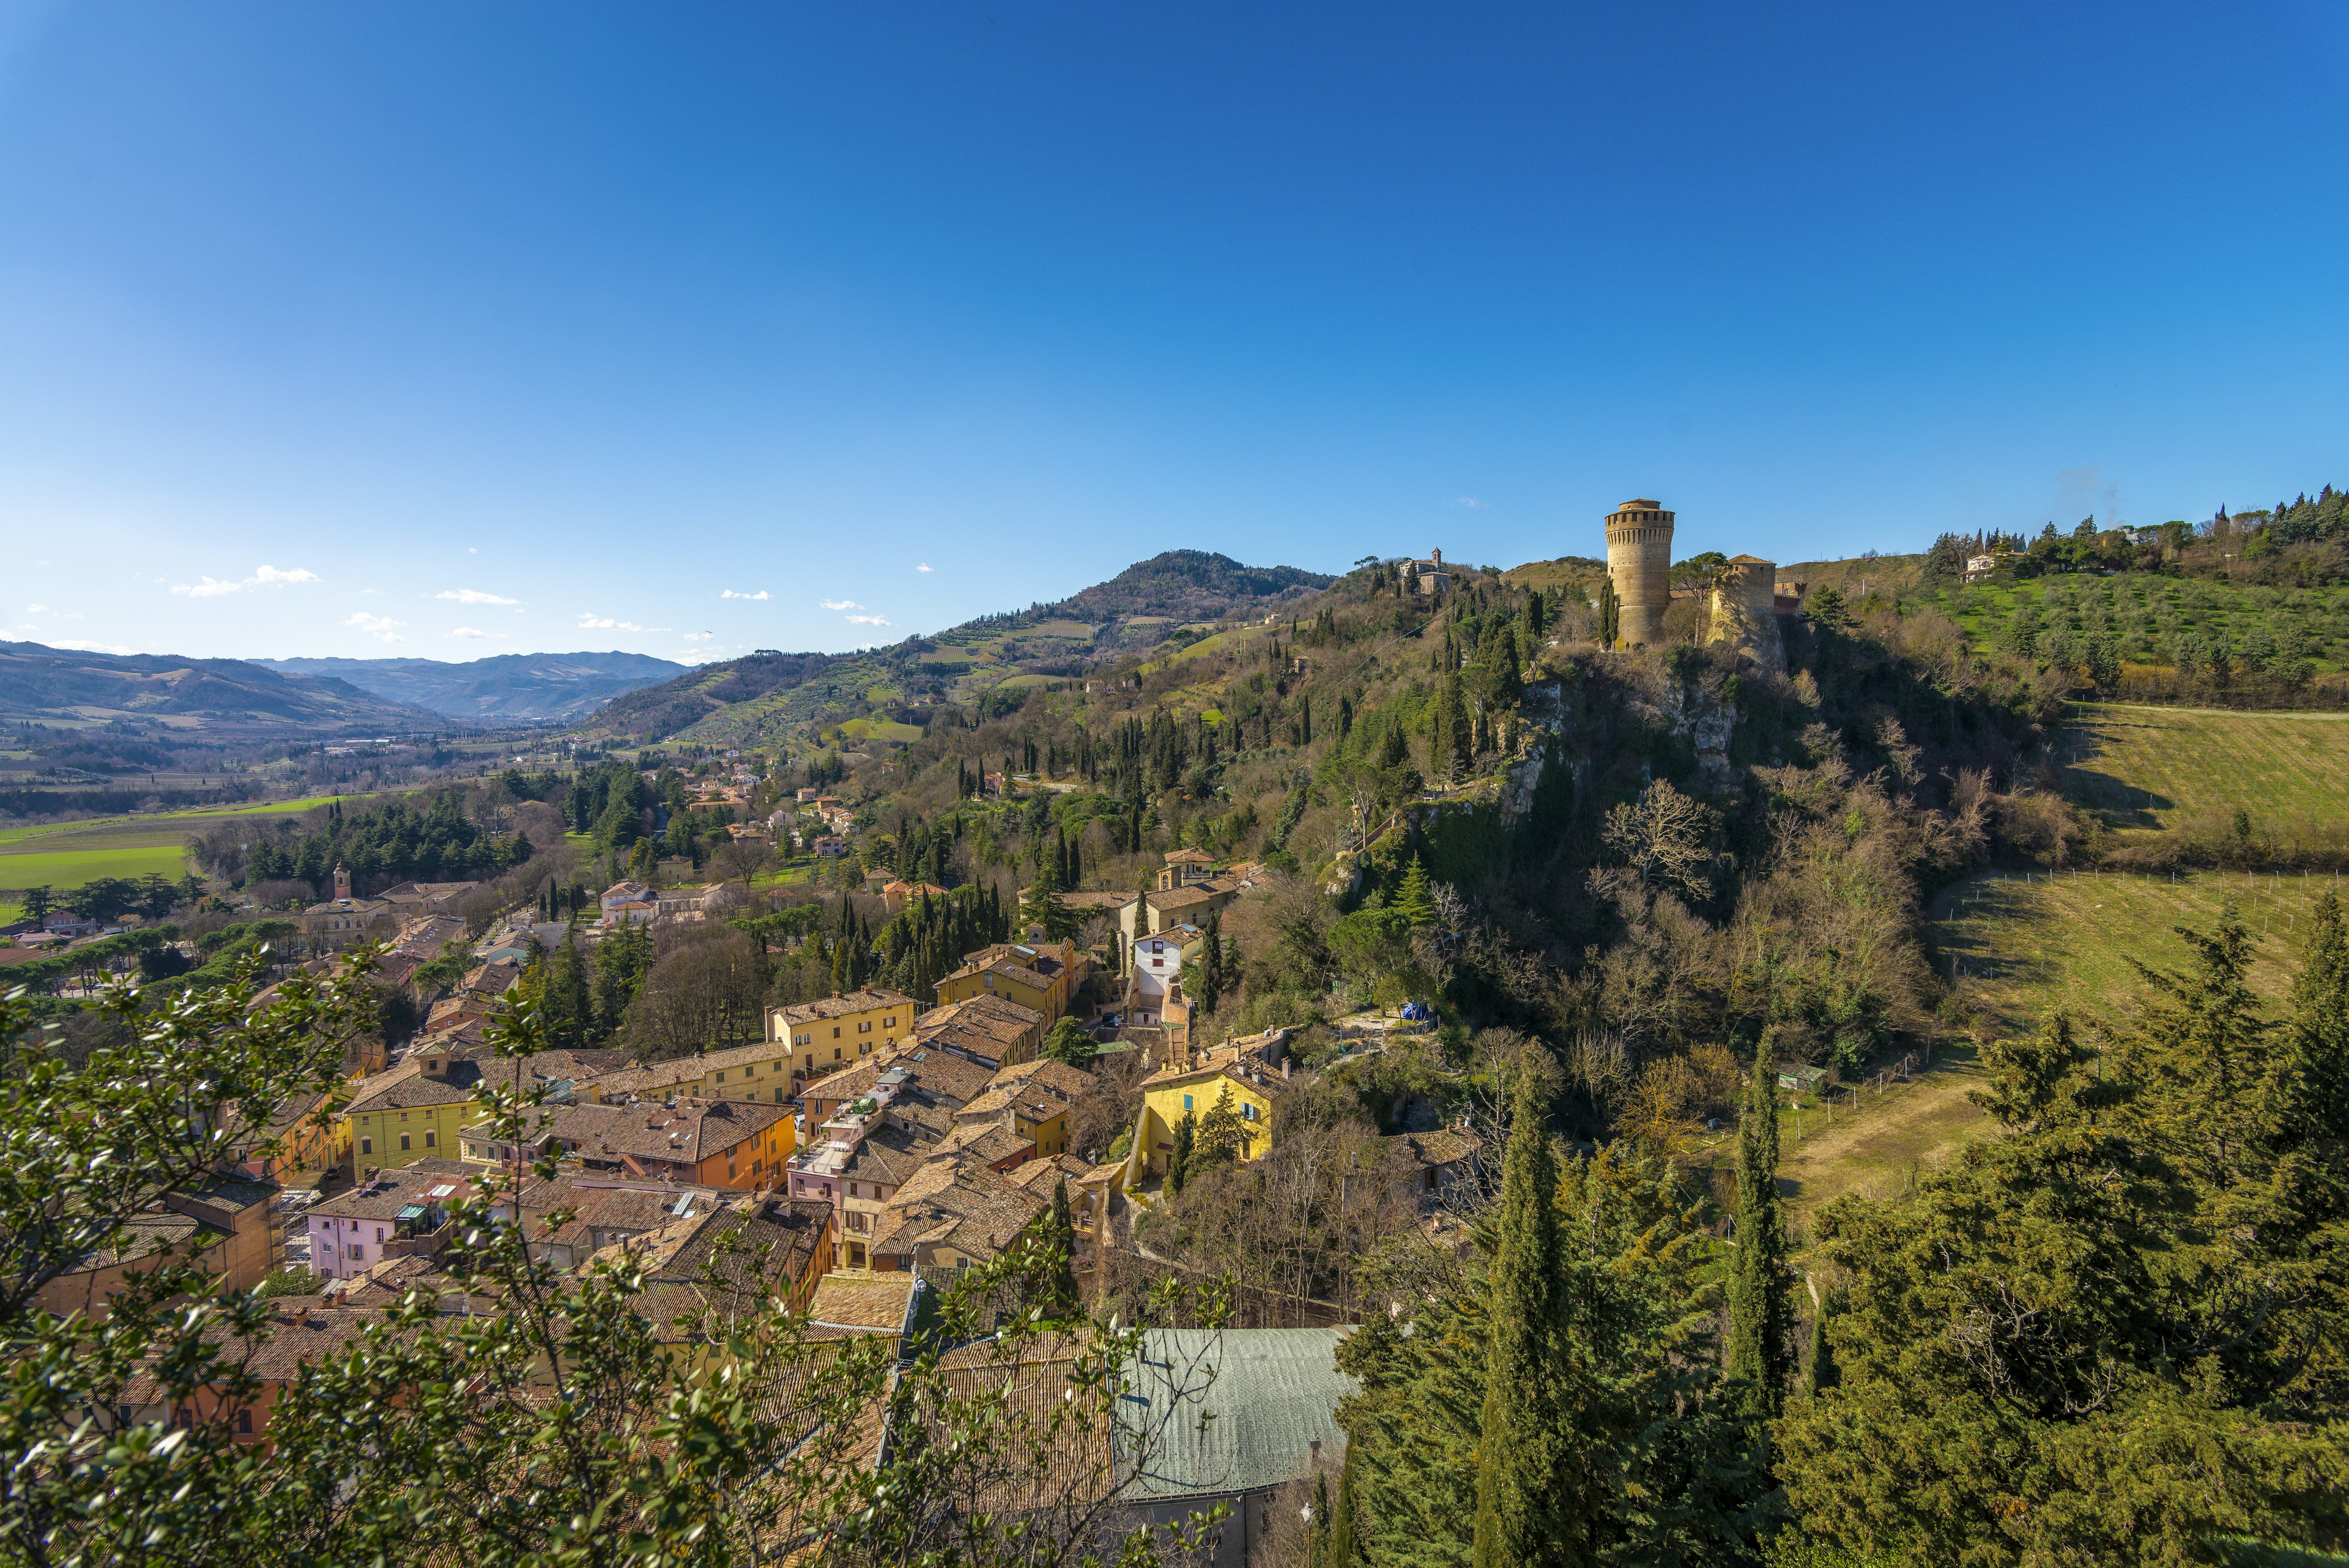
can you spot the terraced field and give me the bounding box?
[2060,702,2349,839]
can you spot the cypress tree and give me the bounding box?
[1308,1470,1333,1566]
[1726,1039,1793,1419]
[1044,1178,1081,1315]
[1599,576,1620,648]
[2289,892,2349,1145]
[1471,1068,1571,1567]
[1197,908,1223,1013]
[1167,1109,1196,1195]
[1436,667,1472,781]
[1328,1440,1361,1566]
[1805,1296,1837,1396]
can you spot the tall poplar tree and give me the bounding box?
[1726,1041,1792,1420]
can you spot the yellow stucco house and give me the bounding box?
[933,940,1078,1024]
[954,1057,1092,1160]
[340,1041,620,1178]
[765,988,918,1082]
[1127,1029,1294,1184]
[582,1038,801,1106]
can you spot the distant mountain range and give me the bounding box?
[0,641,443,734]
[253,652,688,724]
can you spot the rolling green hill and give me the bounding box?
[575,549,1335,749]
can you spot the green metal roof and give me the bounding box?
[1116,1328,1356,1501]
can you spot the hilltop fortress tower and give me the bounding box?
[1708,553,1784,669]
[1604,498,1674,647]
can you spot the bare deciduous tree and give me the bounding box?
[1596,779,1716,904]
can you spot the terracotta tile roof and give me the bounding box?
[507,1174,724,1250]
[1384,1128,1482,1169]
[64,1211,220,1273]
[881,1092,960,1144]
[1138,1030,1294,1094]
[312,1159,475,1222]
[842,1125,938,1186]
[913,995,1046,1060]
[592,1039,795,1101]
[1146,885,1227,913]
[455,1098,645,1153]
[616,1195,835,1330]
[769,987,916,1027]
[1006,1153,1090,1191]
[163,1174,277,1227]
[869,1159,1047,1265]
[935,1124,1034,1167]
[344,1047,625,1114]
[807,1269,919,1334]
[801,1045,992,1110]
[335,1254,464,1307]
[940,943,1066,993]
[579,1098,795,1165]
[990,1058,1091,1103]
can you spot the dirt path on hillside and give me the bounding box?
[1779,1051,1994,1219]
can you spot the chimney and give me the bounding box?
[1282,1058,1291,1080]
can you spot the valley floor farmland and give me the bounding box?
[0,792,377,899]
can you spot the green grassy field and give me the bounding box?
[2061,703,2349,839]
[837,716,926,745]
[0,792,371,895]
[1794,861,2346,1213]
[1931,866,2335,1038]
[1778,1043,1991,1215]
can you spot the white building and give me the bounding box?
[1127,924,1201,1027]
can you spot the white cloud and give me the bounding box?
[346,612,406,644]
[436,588,519,605]
[171,564,322,596]
[916,563,933,573]
[578,612,665,633]
[845,614,892,627]
[720,589,770,601]
[819,598,864,612]
[26,604,48,613]
[450,626,503,641]
[50,637,136,655]
[681,631,715,642]
[1453,497,1488,509]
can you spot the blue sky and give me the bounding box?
[4,1,2346,664]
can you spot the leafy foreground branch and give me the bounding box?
[0,959,1232,1568]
